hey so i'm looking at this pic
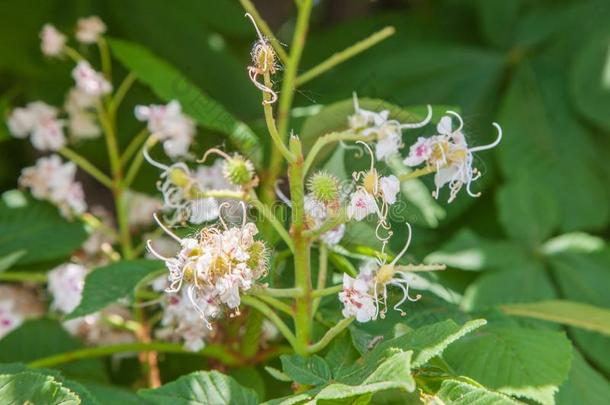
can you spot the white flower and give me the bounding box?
[375,128,402,161]
[347,189,377,221]
[0,300,24,339]
[68,111,101,139]
[156,290,211,352]
[402,111,502,203]
[135,101,195,158]
[379,175,400,205]
[40,24,66,57]
[125,191,163,228]
[76,16,106,44]
[147,204,268,328]
[8,102,66,151]
[339,273,377,323]
[19,155,87,218]
[72,61,112,97]
[48,263,88,314]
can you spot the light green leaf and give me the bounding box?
[264,366,292,383]
[556,350,610,405]
[280,354,332,386]
[108,38,261,163]
[497,177,559,245]
[66,260,163,320]
[542,232,605,255]
[436,379,522,405]
[0,190,87,265]
[324,331,359,378]
[138,370,258,405]
[444,324,573,405]
[0,250,26,272]
[0,372,80,404]
[501,300,610,336]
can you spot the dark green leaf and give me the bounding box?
[67,259,163,320]
[0,371,80,404]
[556,350,610,405]
[280,355,332,386]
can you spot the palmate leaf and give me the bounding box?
[108,38,262,164]
[0,371,80,405]
[66,259,163,320]
[138,370,258,405]
[556,350,610,405]
[0,190,87,265]
[444,324,573,405]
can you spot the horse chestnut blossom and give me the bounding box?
[75,16,106,44]
[8,101,66,151]
[135,100,195,158]
[348,94,433,161]
[0,286,44,339]
[245,13,279,104]
[147,204,269,329]
[340,224,442,322]
[72,61,112,97]
[403,111,503,202]
[40,24,66,57]
[19,154,87,218]
[64,87,101,140]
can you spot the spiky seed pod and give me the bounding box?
[308,171,340,204]
[222,155,255,186]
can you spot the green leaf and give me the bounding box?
[0,371,80,404]
[66,259,163,320]
[501,300,610,336]
[280,355,332,386]
[462,263,557,310]
[0,190,87,265]
[444,324,573,405]
[475,0,522,48]
[556,350,610,405]
[107,38,261,163]
[324,331,360,378]
[496,177,559,245]
[0,319,107,382]
[435,380,522,405]
[570,26,610,131]
[264,366,292,383]
[82,382,143,405]
[138,370,258,405]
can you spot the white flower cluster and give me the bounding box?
[8,102,66,151]
[65,87,101,140]
[19,154,86,218]
[403,112,503,203]
[72,61,112,97]
[304,195,346,246]
[40,24,66,57]
[135,100,195,158]
[40,16,106,58]
[47,263,134,345]
[147,204,268,329]
[0,285,44,339]
[339,224,421,322]
[75,16,106,44]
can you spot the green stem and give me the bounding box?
[295,26,395,86]
[303,131,366,175]
[288,136,312,355]
[303,207,347,240]
[123,135,154,188]
[98,37,112,81]
[120,128,148,167]
[249,192,294,252]
[64,46,85,63]
[241,295,298,351]
[255,295,294,316]
[311,284,342,298]
[110,72,137,116]
[307,317,354,354]
[238,0,289,64]
[0,272,47,283]
[250,287,302,298]
[59,147,113,189]
[312,244,328,314]
[399,166,436,182]
[263,73,294,162]
[27,342,242,368]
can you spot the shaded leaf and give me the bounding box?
[0,371,80,404]
[280,355,332,386]
[556,350,610,405]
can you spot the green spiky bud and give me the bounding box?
[223,155,255,186]
[247,240,268,275]
[308,171,339,203]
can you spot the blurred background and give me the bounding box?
[1,0,610,388]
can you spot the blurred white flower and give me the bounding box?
[72,61,112,97]
[40,24,66,57]
[48,263,88,314]
[76,16,106,44]
[0,300,24,339]
[135,101,195,158]
[8,101,66,151]
[64,88,101,140]
[19,155,87,218]
[125,191,163,228]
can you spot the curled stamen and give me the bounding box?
[143,136,169,171]
[248,69,278,104]
[198,147,231,164]
[239,201,248,227]
[340,140,364,157]
[468,123,503,153]
[154,213,182,242]
[356,140,375,172]
[146,239,173,261]
[245,13,265,43]
[400,105,433,129]
[446,110,464,133]
[390,223,412,266]
[217,202,231,230]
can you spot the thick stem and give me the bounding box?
[288,136,312,355]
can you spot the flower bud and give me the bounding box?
[169,167,191,188]
[308,171,339,204]
[223,154,255,186]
